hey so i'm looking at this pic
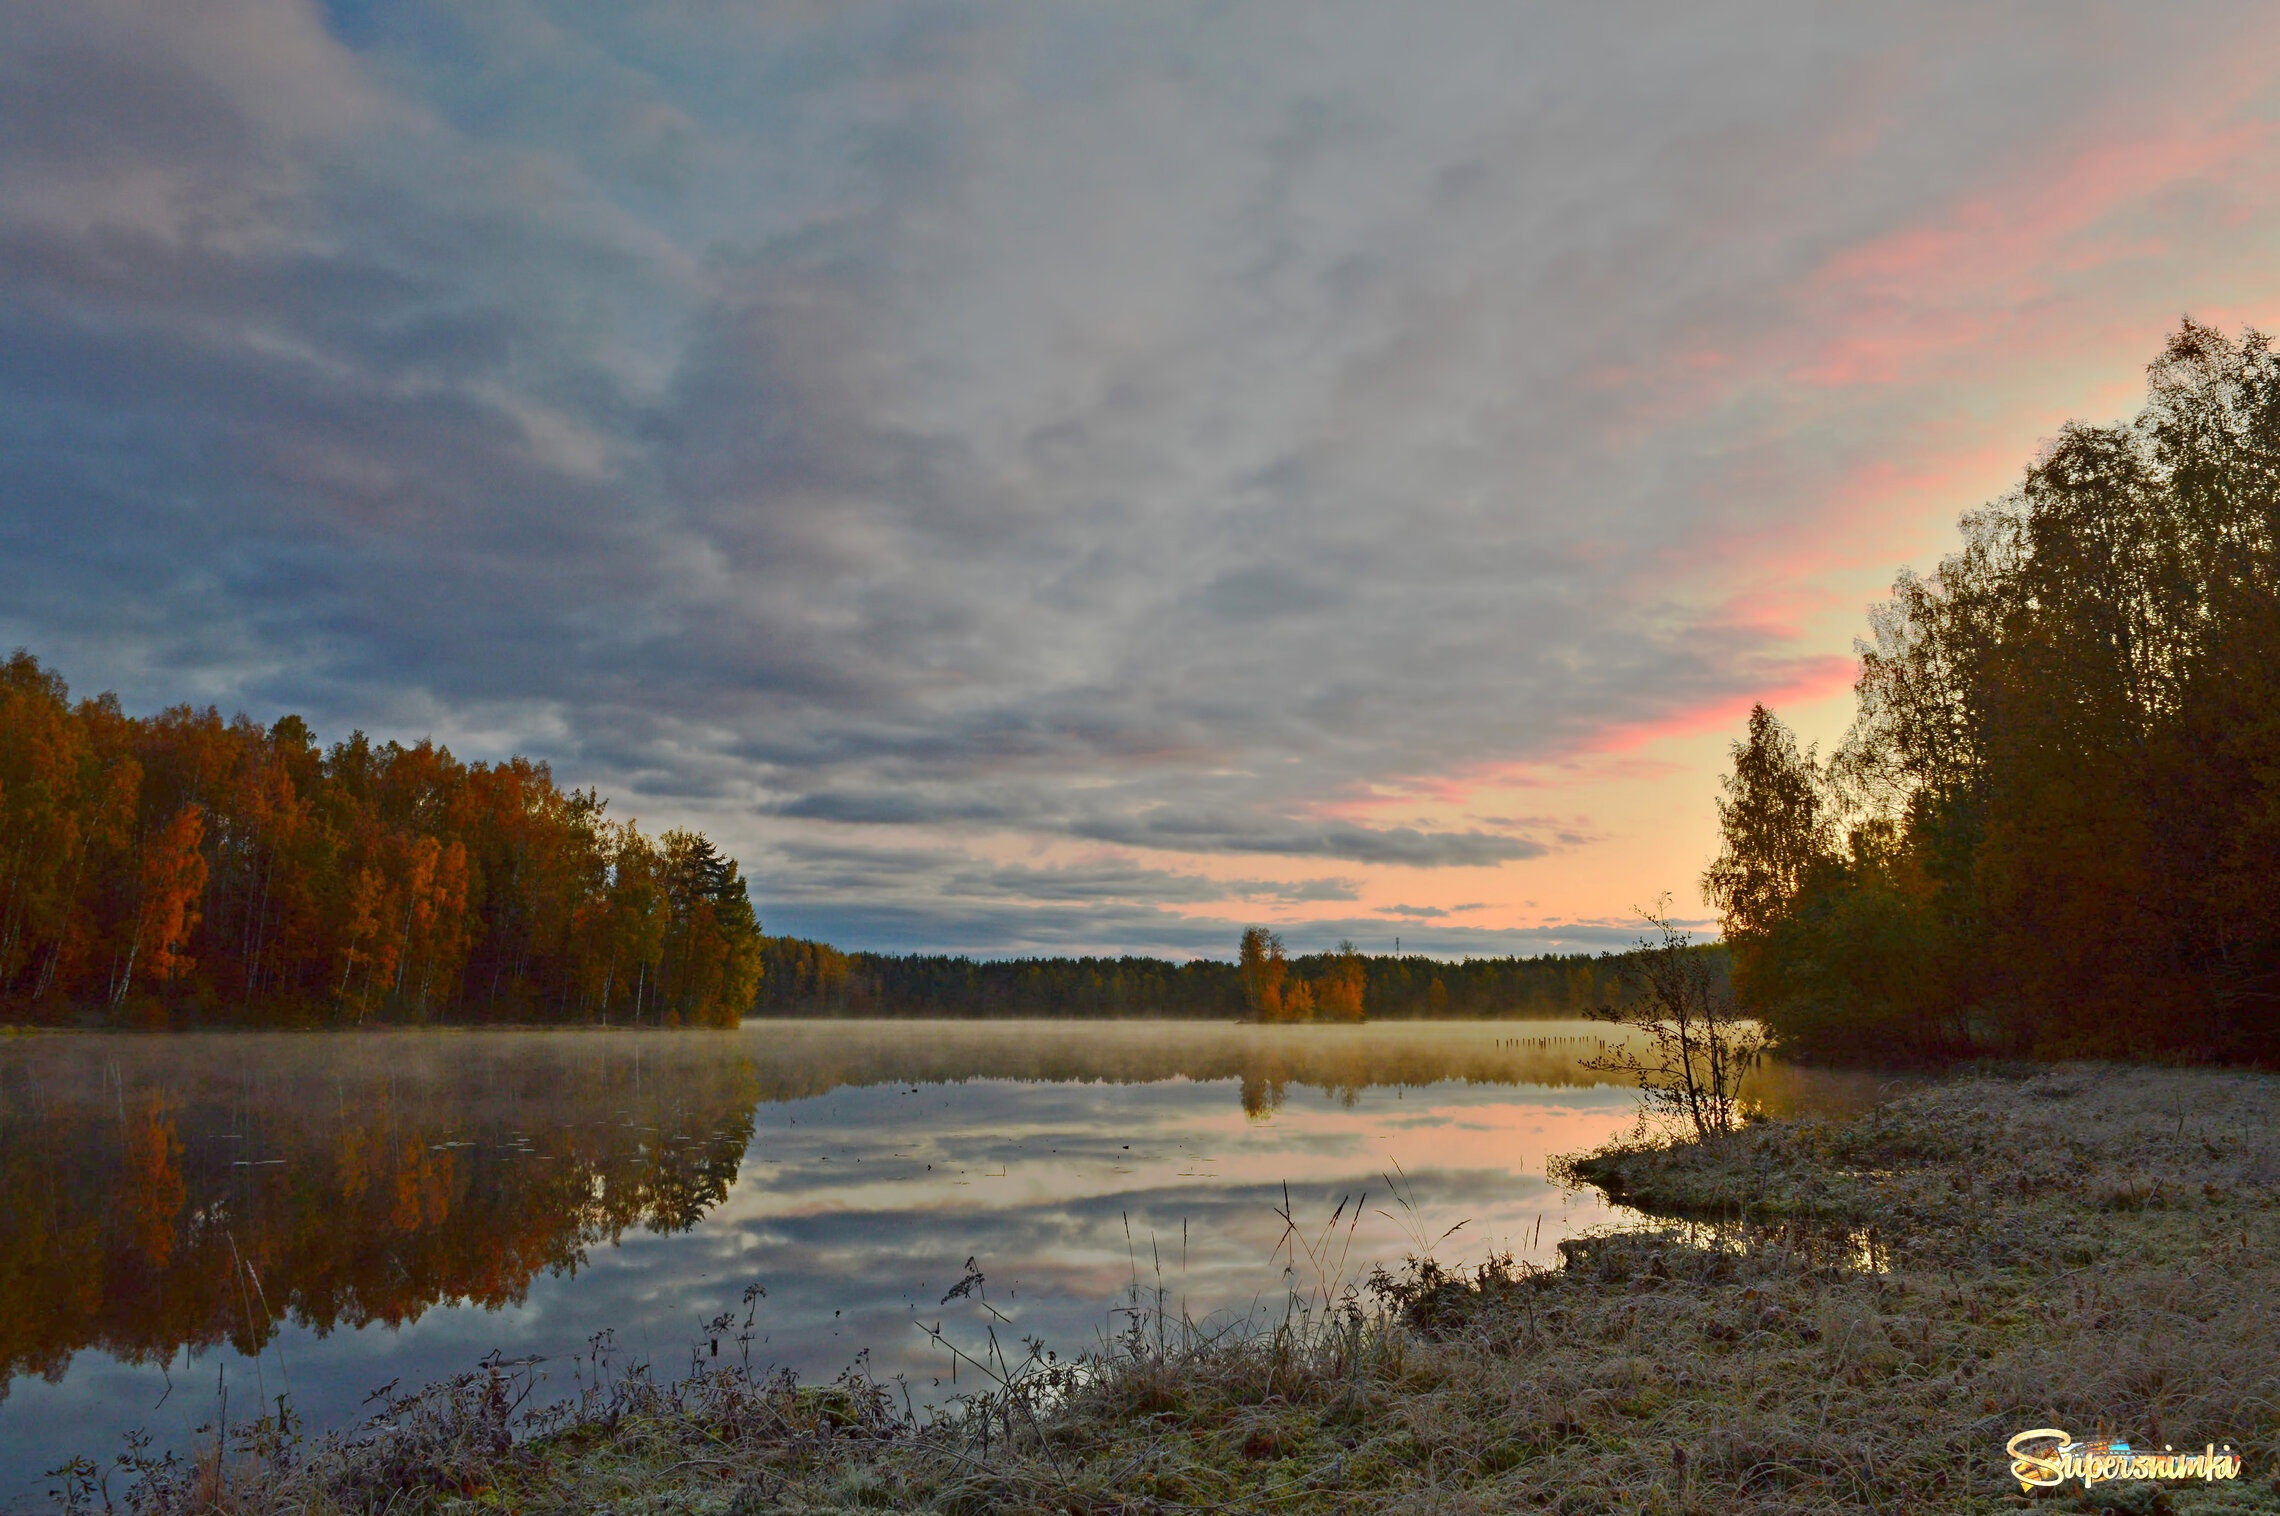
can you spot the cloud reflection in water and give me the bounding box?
[0,1021,1882,1500]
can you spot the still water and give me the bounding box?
[0,1019,1884,1504]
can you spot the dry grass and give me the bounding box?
[68,1064,2280,1514]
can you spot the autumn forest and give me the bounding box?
[0,657,763,1027]
[1708,321,2280,1063]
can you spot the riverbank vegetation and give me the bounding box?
[1707,321,2280,1064]
[0,654,762,1028]
[1582,909,1764,1141]
[84,1064,2280,1513]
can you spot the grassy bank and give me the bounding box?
[82,1066,2280,1514]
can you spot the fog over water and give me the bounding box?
[0,1021,1885,1505]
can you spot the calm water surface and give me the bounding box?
[0,1019,1887,1504]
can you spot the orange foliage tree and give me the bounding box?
[1238,926,1289,1021]
[1313,941,1368,1022]
[0,652,762,1027]
[1237,929,1367,1023]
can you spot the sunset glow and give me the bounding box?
[10,3,2280,955]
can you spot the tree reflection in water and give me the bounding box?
[0,1020,1881,1409]
[0,1033,759,1402]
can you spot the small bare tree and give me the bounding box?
[1583,900,1763,1140]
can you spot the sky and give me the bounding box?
[7,2,2280,959]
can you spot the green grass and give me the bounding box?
[73,1065,2280,1513]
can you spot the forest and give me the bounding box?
[1705,320,2280,1063]
[0,646,1717,1031]
[754,932,1713,1020]
[0,655,763,1027]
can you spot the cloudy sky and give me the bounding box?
[7,2,2280,958]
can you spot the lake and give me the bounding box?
[0,1019,1888,1505]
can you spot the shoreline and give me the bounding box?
[84,1062,2280,1513]
[0,1011,1628,1034]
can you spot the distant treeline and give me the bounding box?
[756,935,1726,1019]
[0,654,762,1028]
[1707,321,2280,1063]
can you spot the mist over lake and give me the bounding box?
[0,1020,1884,1505]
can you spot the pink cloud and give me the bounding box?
[1791,82,2280,390]
[1561,656,1860,759]
[1304,652,1854,828]
[1699,431,2033,611]
[1633,41,2280,608]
